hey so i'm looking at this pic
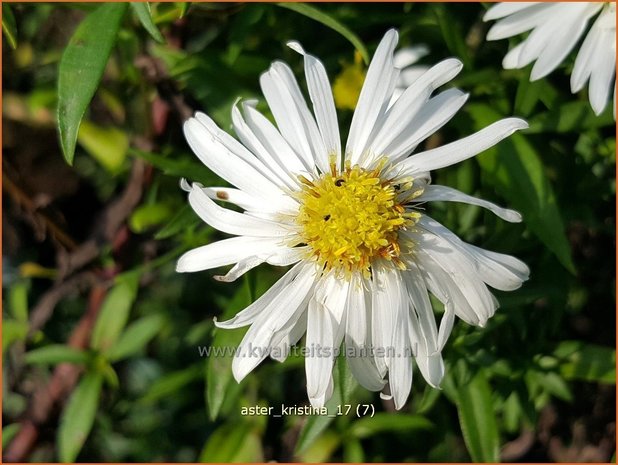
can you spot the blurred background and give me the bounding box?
[2,2,615,462]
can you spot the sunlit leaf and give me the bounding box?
[57,372,103,462]
[129,203,174,233]
[199,422,263,462]
[77,120,129,173]
[57,3,127,165]
[276,3,369,64]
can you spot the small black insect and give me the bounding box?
[335,178,345,187]
[324,214,331,221]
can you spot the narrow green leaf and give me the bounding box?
[107,314,165,362]
[2,4,17,50]
[276,3,369,64]
[90,277,138,353]
[57,372,103,462]
[57,3,128,165]
[25,345,90,365]
[455,370,500,462]
[206,278,252,420]
[468,104,576,273]
[349,413,433,439]
[130,2,165,43]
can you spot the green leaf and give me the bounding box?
[199,422,263,462]
[90,277,138,353]
[155,204,200,240]
[129,148,218,185]
[9,280,29,323]
[25,344,90,365]
[555,341,616,384]
[130,2,165,43]
[129,203,174,233]
[57,3,128,165]
[77,120,129,173]
[107,314,165,362]
[57,372,103,462]
[2,423,21,450]
[2,320,29,351]
[206,278,253,421]
[276,3,369,64]
[455,370,500,462]
[431,3,471,68]
[295,374,345,454]
[141,366,202,404]
[349,413,433,439]
[2,4,17,50]
[335,350,357,405]
[299,430,340,462]
[468,104,575,273]
[527,100,615,134]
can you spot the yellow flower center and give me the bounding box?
[295,162,421,277]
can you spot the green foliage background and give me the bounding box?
[2,2,615,462]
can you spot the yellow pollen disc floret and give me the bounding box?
[295,163,419,277]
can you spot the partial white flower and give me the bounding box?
[178,29,530,409]
[484,2,616,116]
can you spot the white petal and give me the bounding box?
[437,302,455,351]
[345,275,385,391]
[305,277,349,400]
[184,117,294,210]
[187,183,292,237]
[483,2,540,21]
[418,184,522,223]
[402,261,439,355]
[502,41,526,69]
[270,310,307,362]
[388,297,413,410]
[381,88,469,164]
[215,262,306,328]
[418,215,530,292]
[370,266,402,376]
[413,232,497,327]
[367,59,464,161]
[201,186,280,213]
[235,100,307,180]
[309,375,334,408]
[287,41,341,169]
[528,6,596,81]
[486,3,554,41]
[398,118,528,175]
[214,246,306,283]
[176,236,284,273]
[346,29,400,165]
[260,61,327,172]
[232,264,315,381]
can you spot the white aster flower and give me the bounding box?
[484,2,616,116]
[177,29,530,409]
